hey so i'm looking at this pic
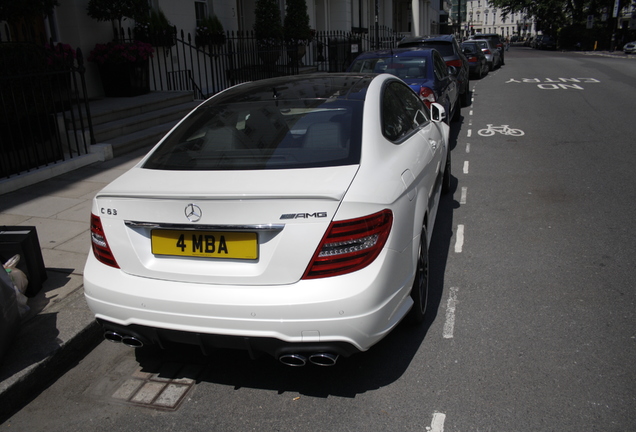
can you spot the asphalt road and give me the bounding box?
[3,47,636,432]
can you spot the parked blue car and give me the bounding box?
[347,48,460,122]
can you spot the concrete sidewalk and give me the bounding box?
[0,147,150,421]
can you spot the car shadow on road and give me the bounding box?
[133,156,461,400]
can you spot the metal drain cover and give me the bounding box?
[112,362,203,410]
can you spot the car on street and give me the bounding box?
[84,73,451,367]
[347,47,460,122]
[397,34,471,107]
[467,33,505,65]
[624,41,636,54]
[535,35,557,50]
[472,39,502,71]
[461,41,489,79]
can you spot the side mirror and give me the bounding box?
[430,103,446,123]
[447,65,458,76]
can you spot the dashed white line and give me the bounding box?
[467,129,472,137]
[429,412,447,432]
[463,161,469,174]
[454,224,464,253]
[465,142,470,153]
[443,287,459,339]
[460,187,467,204]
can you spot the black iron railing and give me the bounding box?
[0,41,94,180]
[118,26,404,100]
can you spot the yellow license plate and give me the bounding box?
[151,230,258,260]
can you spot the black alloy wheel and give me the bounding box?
[408,225,429,324]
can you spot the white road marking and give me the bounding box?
[469,110,473,116]
[463,161,469,174]
[454,224,464,253]
[443,287,459,339]
[429,412,447,432]
[465,143,470,153]
[460,187,467,204]
[467,129,472,137]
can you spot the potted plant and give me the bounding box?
[88,40,154,96]
[253,0,284,65]
[283,0,312,65]
[86,0,153,96]
[196,14,226,48]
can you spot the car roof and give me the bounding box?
[351,47,437,59]
[399,34,456,45]
[207,74,373,104]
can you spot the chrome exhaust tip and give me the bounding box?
[104,331,123,344]
[279,354,307,367]
[308,353,339,366]
[121,336,144,348]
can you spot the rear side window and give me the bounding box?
[143,99,363,170]
[382,81,428,142]
[412,41,454,57]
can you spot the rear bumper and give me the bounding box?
[84,244,416,358]
[97,319,362,359]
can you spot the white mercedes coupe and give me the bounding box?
[84,73,451,367]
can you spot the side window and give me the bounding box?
[382,81,425,142]
[434,53,449,80]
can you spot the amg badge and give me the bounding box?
[280,212,328,220]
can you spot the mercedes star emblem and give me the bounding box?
[184,203,202,222]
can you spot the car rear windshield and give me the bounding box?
[462,43,479,54]
[142,99,363,170]
[348,57,429,80]
[399,41,454,57]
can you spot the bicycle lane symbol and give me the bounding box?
[477,124,525,137]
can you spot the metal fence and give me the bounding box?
[0,42,94,180]
[123,26,404,100]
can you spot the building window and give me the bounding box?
[195,1,208,26]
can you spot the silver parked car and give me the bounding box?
[624,41,636,54]
[472,39,501,71]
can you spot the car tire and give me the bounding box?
[442,150,451,194]
[452,101,461,122]
[408,224,429,324]
[460,80,471,107]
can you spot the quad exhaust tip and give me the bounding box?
[103,331,144,348]
[279,353,339,367]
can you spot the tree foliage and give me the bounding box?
[253,0,284,42]
[0,0,58,22]
[487,0,633,44]
[87,0,149,30]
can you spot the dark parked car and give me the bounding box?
[468,33,505,65]
[535,35,556,50]
[461,41,488,79]
[398,34,471,107]
[347,48,460,122]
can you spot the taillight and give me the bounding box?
[90,213,119,268]
[482,49,492,54]
[302,209,393,279]
[419,87,436,108]
[467,55,477,63]
[446,59,463,68]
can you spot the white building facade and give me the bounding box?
[464,0,535,39]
